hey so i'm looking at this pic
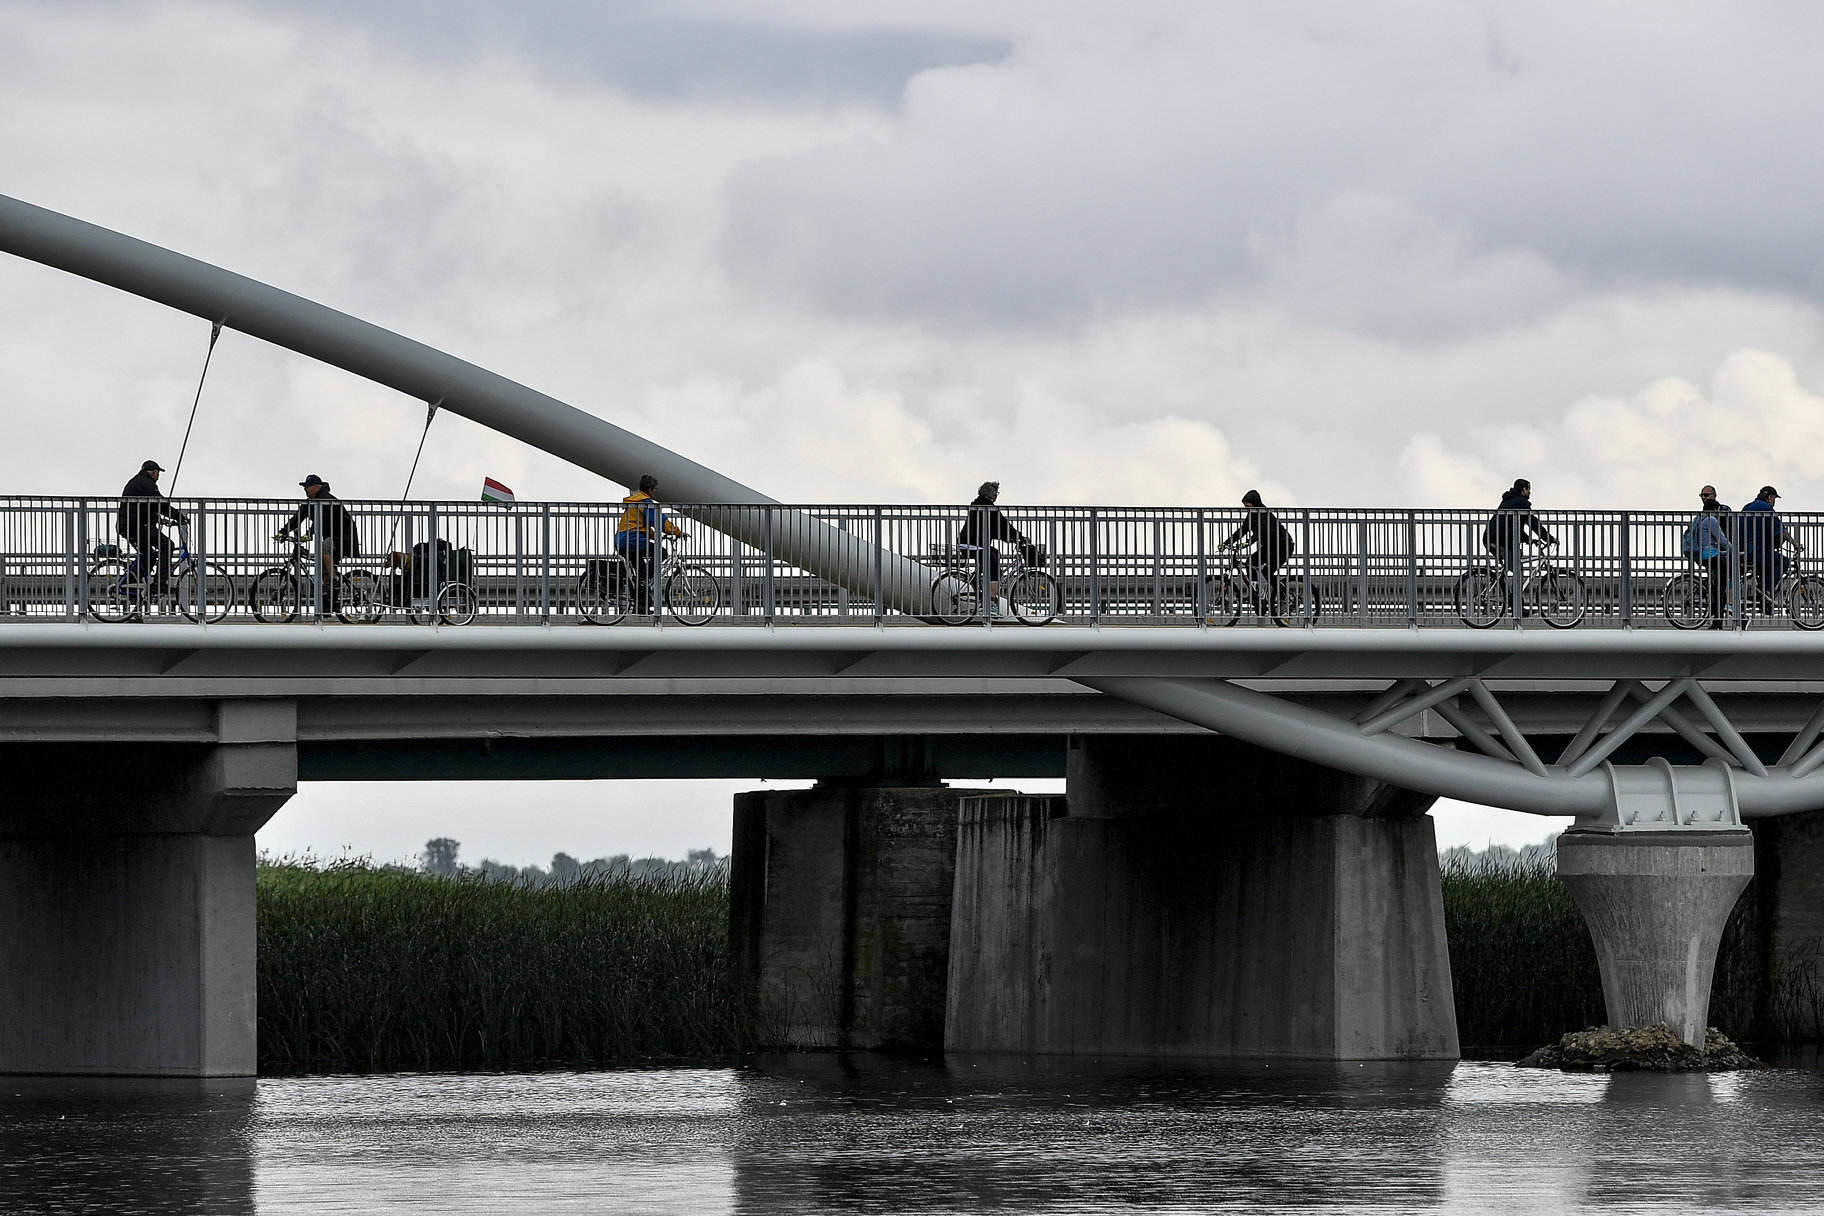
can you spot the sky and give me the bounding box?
[11,1,1824,864]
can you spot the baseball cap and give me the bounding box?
[300,474,326,488]
[1761,486,1781,499]
[141,460,165,473]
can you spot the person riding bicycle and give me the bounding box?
[1741,485,1801,610]
[957,481,1036,617]
[1484,478,1555,587]
[1219,490,1295,612]
[274,474,362,609]
[616,474,686,613]
[1687,490,1736,630]
[116,458,188,605]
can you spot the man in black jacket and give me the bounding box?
[1221,490,1296,611]
[1483,478,1555,585]
[117,459,187,598]
[275,474,362,606]
[957,481,1035,614]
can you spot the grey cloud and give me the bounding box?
[241,0,1007,106]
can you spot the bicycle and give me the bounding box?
[1454,541,1585,628]
[577,539,721,626]
[88,521,234,623]
[1664,541,1824,630]
[337,550,482,626]
[930,543,1059,626]
[1201,545,1322,627]
[251,534,403,624]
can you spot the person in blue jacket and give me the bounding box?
[1740,485,1800,609]
[1688,490,1736,629]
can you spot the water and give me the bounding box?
[2,1058,1822,1214]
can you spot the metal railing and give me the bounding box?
[0,497,1817,630]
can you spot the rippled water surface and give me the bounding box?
[3,1058,1823,1213]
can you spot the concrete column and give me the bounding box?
[1749,811,1824,1040]
[730,783,984,1052]
[946,736,1457,1060]
[0,702,295,1076]
[1557,829,1754,1047]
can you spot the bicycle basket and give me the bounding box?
[92,543,121,559]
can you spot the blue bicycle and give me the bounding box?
[88,522,235,623]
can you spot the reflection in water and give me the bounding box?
[1,1060,1822,1213]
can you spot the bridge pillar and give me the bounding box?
[0,702,295,1076]
[1557,829,1754,1047]
[945,736,1457,1060]
[1752,811,1824,1039]
[731,782,987,1052]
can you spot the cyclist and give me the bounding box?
[116,458,188,610]
[1741,485,1800,611]
[1219,490,1295,612]
[616,474,686,613]
[1484,478,1555,590]
[274,474,362,610]
[958,481,1035,617]
[1688,490,1735,630]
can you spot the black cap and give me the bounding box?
[141,460,164,473]
[1761,486,1780,499]
[300,474,325,488]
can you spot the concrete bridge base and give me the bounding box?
[730,783,985,1052]
[1557,829,1754,1048]
[946,738,1458,1060]
[0,703,295,1076]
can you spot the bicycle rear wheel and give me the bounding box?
[251,568,301,623]
[1008,569,1060,625]
[87,557,137,622]
[1662,574,1708,630]
[1791,576,1824,630]
[931,570,979,625]
[175,561,236,624]
[664,565,721,626]
[437,582,478,626]
[578,572,630,626]
[1454,568,1505,628]
[1532,568,1587,629]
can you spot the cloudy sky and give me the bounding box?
[9,1,1823,864]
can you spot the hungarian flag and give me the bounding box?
[481,477,515,506]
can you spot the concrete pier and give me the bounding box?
[730,783,985,1052]
[0,703,295,1076]
[1557,829,1754,1047]
[945,738,1457,1060]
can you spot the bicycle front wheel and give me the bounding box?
[931,571,979,625]
[664,565,721,626]
[1008,569,1060,625]
[1532,568,1587,629]
[1454,568,1505,628]
[251,568,301,623]
[1662,574,1708,630]
[1791,576,1824,630]
[1200,576,1242,626]
[175,561,236,624]
[437,583,478,626]
[578,572,630,626]
[87,557,137,622]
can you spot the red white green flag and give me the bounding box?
[481,477,515,506]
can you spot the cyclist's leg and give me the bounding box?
[1246,549,1270,611]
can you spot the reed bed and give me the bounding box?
[1442,854,1763,1050]
[256,860,754,1073]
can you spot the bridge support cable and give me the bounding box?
[166,320,223,496]
[0,194,939,613]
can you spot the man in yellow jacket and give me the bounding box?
[616,474,685,612]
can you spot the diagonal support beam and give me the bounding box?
[1466,681,1549,776]
[1779,700,1824,767]
[1357,677,1474,736]
[1353,679,1428,726]
[1432,699,1518,764]
[1567,679,1694,778]
[1557,680,1640,768]
[1682,683,1769,777]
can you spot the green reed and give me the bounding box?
[1442,854,1764,1050]
[256,860,754,1073]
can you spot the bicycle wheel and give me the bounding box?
[336,570,382,624]
[1199,576,1242,626]
[1008,569,1060,625]
[87,557,137,622]
[931,570,979,625]
[437,582,478,626]
[1269,577,1321,628]
[1791,576,1824,630]
[251,568,301,623]
[174,561,235,624]
[1662,574,1708,630]
[1454,567,1505,628]
[1532,567,1587,629]
[664,565,721,626]
[577,572,630,626]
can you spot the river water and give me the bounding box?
[3,1057,1822,1213]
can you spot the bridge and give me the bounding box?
[5,193,1824,1076]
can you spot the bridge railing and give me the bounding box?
[0,498,1812,629]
